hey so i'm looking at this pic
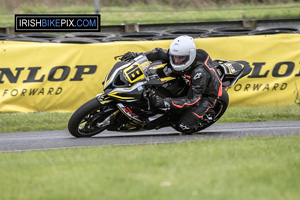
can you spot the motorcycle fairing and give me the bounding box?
[103,57,179,102]
[214,59,252,88]
[149,63,167,70]
[103,61,131,90]
[117,103,146,125]
[96,92,113,105]
[116,103,169,129]
[104,55,150,96]
[160,77,177,82]
[106,82,145,102]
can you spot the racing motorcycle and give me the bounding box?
[68,55,252,137]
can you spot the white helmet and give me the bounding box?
[169,35,196,73]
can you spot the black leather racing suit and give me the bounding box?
[145,48,223,133]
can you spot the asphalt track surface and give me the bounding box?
[0,121,299,152]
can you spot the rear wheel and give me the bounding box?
[68,98,116,137]
[197,89,229,132]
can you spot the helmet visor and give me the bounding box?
[170,55,189,65]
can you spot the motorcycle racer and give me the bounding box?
[121,35,222,134]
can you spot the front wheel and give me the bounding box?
[68,98,116,137]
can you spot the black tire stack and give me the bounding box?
[154,29,208,40]
[0,33,16,40]
[102,32,160,42]
[248,27,299,35]
[1,27,299,43]
[57,32,112,43]
[202,27,254,37]
[9,33,63,42]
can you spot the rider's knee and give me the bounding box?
[175,110,201,134]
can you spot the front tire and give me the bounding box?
[68,98,115,137]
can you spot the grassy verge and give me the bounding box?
[218,105,300,123]
[1,3,300,26]
[0,135,299,200]
[0,105,299,133]
[0,112,72,133]
[97,3,300,24]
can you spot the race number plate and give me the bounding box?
[123,63,145,83]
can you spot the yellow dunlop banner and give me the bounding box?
[0,40,169,113]
[0,34,300,113]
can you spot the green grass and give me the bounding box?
[96,3,300,24]
[1,3,300,26]
[219,105,300,123]
[0,135,299,200]
[0,105,299,133]
[0,112,72,133]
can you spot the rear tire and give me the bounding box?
[68,98,115,137]
[197,89,229,132]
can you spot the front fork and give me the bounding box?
[96,110,120,128]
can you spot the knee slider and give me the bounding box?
[177,122,196,134]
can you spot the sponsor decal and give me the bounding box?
[0,65,97,97]
[248,62,299,78]
[123,106,137,117]
[228,61,300,92]
[193,72,202,80]
[232,83,287,92]
[2,87,63,97]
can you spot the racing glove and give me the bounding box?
[150,95,171,109]
[120,52,139,61]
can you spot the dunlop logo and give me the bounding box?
[0,65,97,97]
[0,65,97,83]
[229,61,300,92]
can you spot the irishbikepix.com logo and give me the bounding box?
[15,14,101,32]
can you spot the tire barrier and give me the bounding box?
[118,32,161,40]
[65,32,112,42]
[2,27,300,44]
[211,27,255,34]
[5,37,50,42]
[163,28,208,35]
[52,37,100,44]
[201,32,247,37]
[202,27,255,37]
[152,35,179,40]
[4,33,63,43]
[17,33,64,40]
[162,29,208,39]
[101,32,161,42]
[165,33,203,39]
[102,36,147,42]
[0,33,15,40]
[248,27,299,35]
